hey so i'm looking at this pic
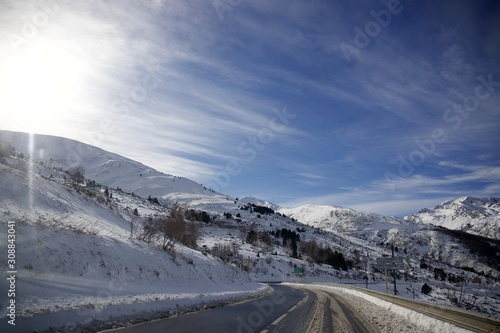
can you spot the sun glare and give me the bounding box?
[1,42,85,131]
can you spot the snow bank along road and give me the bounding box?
[102,283,499,333]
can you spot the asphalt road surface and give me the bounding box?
[104,284,307,333]
[104,284,386,333]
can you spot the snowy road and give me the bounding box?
[102,284,466,333]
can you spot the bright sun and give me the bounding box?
[1,42,85,131]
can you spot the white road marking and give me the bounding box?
[272,313,288,325]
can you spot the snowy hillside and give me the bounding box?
[0,130,216,199]
[405,197,500,240]
[278,203,499,281]
[0,148,266,332]
[239,197,281,211]
[278,203,404,233]
[0,130,499,331]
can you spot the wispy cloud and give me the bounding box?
[1,0,499,216]
[297,172,326,180]
[281,162,500,216]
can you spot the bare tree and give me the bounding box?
[137,203,199,251]
[183,220,199,248]
[166,203,199,249]
[138,217,161,243]
[139,214,177,252]
[163,203,186,241]
[69,166,86,184]
[444,278,488,311]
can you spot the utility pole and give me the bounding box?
[365,249,369,289]
[392,243,397,295]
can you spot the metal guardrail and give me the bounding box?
[347,286,500,333]
[285,282,500,332]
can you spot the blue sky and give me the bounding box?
[1,0,499,216]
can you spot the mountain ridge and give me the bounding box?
[1,130,498,240]
[1,129,499,329]
[405,196,500,239]
[278,203,405,234]
[0,130,217,199]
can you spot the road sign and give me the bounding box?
[375,257,403,270]
[377,257,403,265]
[375,256,404,295]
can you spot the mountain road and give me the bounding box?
[101,284,429,333]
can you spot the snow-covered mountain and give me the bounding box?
[2,130,497,240]
[0,130,216,199]
[278,204,404,233]
[0,131,266,331]
[405,197,500,240]
[0,130,499,330]
[239,196,280,211]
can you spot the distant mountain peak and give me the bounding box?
[278,203,404,233]
[405,196,500,239]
